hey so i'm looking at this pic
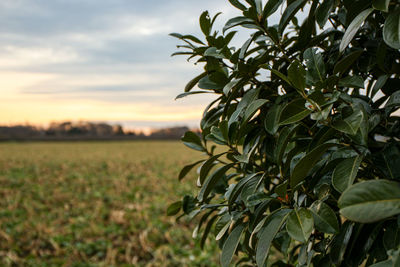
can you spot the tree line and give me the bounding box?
[0,121,196,141]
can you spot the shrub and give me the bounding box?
[169,0,400,266]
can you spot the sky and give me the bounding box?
[0,0,240,130]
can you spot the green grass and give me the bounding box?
[0,141,218,266]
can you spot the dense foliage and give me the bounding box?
[170,0,400,266]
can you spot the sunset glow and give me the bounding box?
[0,1,235,129]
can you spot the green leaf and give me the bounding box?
[279,99,312,125]
[228,0,247,11]
[167,201,182,216]
[383,221,400,250]
[184,72,207,92]
[263,0,283,18]
[200,11,211,36]
[221,224,245,267]
[179,160,204,181]
[275,125,299,164]
[330,221,354,265]
[199,153,226,185]
[182,34,205,45]
[316,0,334,29]
[288,60,306,94]
[256,209,291,267]
[339,8,373,52]
[379,145,400,180]
[223,78,241,95]
[237,87,260,111]
[291,142,336,188]
[339,180,400,223]
[198,75,224,90]
[383,11,400,50]
[243,99,267,122]
[373,0,390,12]
[279,0,307,34]
[385,91,400,108]
[223,16,254,33]
[333,50,363,75]
[332,155,363,193]
[270,68,292,85]
[371,75,389,99]
[264,104,282,135]
[204,47,225,59]
[175,91,209,100]
[310,201,339,234]
[338,75,365,88]
[229,173,259,208]
[182,195,196,214]
[198,164,235,202]
[332,109,364,135]
[200,215,218,249]
[304,48,326,84]
[286,208,314,243]
[181,131,204,151]
[251,0,263,15]
[275,181,288,197]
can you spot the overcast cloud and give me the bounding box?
[0,0,240,129]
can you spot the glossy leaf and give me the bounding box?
[184,72,207,92]
[288,60,306,94]
[199,153,226,186]
[264,104,282,135]
[228,0,247,11]
[221,224,245,267]
[339,8,373,52]
[304,48,326,84]
[198,164,235,202]
[279,0,307,34]
[275,125,299,164]
[243,99,267,122]
[228,173,259,207]
[179,160,204,181]
[198,76,221,91]
[256,209,291,267]
[263,0,283,18]
[291,143,336,188]
[223,16,254,33]
[167,201,182,216]
[310,201,339,234]
[286,208,314,243]
[316,0,334,29]
[330,221,354,265]
[182,131,204,151]
[333,50,363,75]
[373,0,390,12]
[175,91,209,100]
[200,11,211,36]
[383,11,400,49]
[223,78,241,95]
[332,109,364,135]
[279,99,312,125]
[339,180,400,223]
[270,68,292,85]
[385,91,400,108]
[338,75,365,88]
[332,155,363,193]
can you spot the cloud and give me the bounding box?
[0,0,239,127]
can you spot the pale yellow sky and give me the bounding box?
[0,71,205,127]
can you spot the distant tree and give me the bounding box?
[170,0,400,266]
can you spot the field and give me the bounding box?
[0,141,218,266]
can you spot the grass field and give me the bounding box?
[0,141,218,266]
